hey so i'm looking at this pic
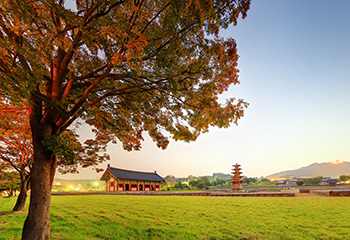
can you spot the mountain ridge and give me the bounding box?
[266,161,350,179]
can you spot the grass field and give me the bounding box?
[1,195,350,239]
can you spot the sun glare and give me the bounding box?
[331,160,343,164]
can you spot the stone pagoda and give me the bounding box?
[231,163,243,191]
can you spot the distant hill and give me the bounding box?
[266,161,350,179]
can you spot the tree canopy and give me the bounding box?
[0,0,249,149]
[0,100,32,175]
[0,0,251,238]
[0,171,21,197]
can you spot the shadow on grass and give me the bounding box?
[0,211,13,216]
[0,210,28,216]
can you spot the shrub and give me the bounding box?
[296,180,304,186]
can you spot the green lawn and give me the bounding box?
[1,195,350,239]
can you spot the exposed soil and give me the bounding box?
[294,192,327,197]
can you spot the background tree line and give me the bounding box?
[162,174,275,190]
[339,175,350,182]
[160,173,350,189]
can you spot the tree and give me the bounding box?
[173,180,188,189]
[296,180,304,186]
[312,176,323,185]
[259,177,271,185]
[197,180,206,189]
[0,100,32,211]
[198,176,211,186]
[304,176,322,186]
[0,171,21,197]
[0,1,250,239]
[164,175,176,182]
[186,175,195,182]
[189,180,198,188]
[242,176,257,185]
[216,178,226,186]
[303,178,311,185]
[0,99,108,211]
[339,175,350,182]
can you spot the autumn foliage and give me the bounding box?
[0,0,250,239]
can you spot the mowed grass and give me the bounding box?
[1,195,350,239]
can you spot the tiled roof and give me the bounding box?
[327,178,338,183]
[104,167,165,182]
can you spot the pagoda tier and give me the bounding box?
[232,175,243,178]
[232,178,243,181]
[231,163,243,192]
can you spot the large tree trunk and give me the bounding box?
[13,173,30,212]
[21,56,63,239]
[21,121,56,240]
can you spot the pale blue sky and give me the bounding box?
[57,0,350,180]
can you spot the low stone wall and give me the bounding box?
[137,192,211,196]
[299,189,310,193]
[210,192,295,197]
[310,190,330,196]
[329,191,350,197]
[310,190,350,197]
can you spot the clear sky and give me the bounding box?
[56,0,350,180]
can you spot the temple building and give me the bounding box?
[100,165,165,192]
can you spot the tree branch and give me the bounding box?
[58,65,113,128]
[31,90,68,118]
[0,107,28,112]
